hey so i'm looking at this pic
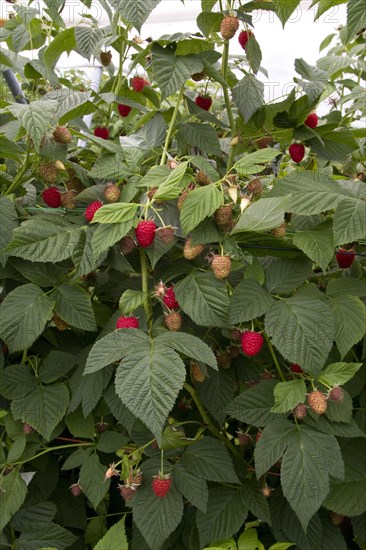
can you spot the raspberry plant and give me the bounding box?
[0,1,365,549]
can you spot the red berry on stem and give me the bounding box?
[308,390,327,415]
[131,76,148,92]
[336,248,355,268]
[85,201,103,222]
[290,363,303,374]
[118,104,132,117]
[241,331,264,356]
[152,475,172,498]
[94,127,109,140]
[116,316,139,329]
[163,286,179,309]
[42,187,62,208]
[328,386,344,402]
[289,143,305,163]
[304,113,318,129]
[195,95,212,111]
[238,30,253,49]
[135,220,156,248]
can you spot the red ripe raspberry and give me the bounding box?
[118,104,132,117]
[290,363,303,374]
[42,187,62,208]
[238,30,253,49]
[135,220,156,248]
[336,248,355,269]
[131,76,148,92]
[241,331,264,356]
[93,127,109,140]
[304,113,318,129]
[163,286,179,309]
[116,316,139,329]
[289,143,305,163]
[152,475,172,498]
[195,95,212,111]
[328,386,344,402]
[84,201,103,222]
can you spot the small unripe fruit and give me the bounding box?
[119,485,136,501]
[103,183,121,203]
[293,403,307,420]
[246,178,263,196]
[183,238,204,260]
[220,16,239,40]
[212,255,232,279]
[191,363,205,383]
[70,483,82,497]
[164,311,182,331]
[271,223,286,238]
[196,170,211,185]
[61,190,77,209]
[237,432,252,447]
[53,313,69,330]
[100,50,112,66]
[328,386,344,402]
[156,226,175,244]
[22,423,34,435]
[119,236,136,255]
[53,126,72,144]
[216,351,231,369]
[307,390,327,415]
[214,205,233,226]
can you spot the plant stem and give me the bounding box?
[221,41,236,171]
[5,141,31,196]
[140,247,152,329]
[184,382,240,458]
[261,331,286,382]
[160,85,185,166]
[7,442,94,470]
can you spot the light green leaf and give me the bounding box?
[94,517,128,550]
[115,341,186,440]
[43,89,92,124]
[328,295,366,358]
[271,379,307,413]
[174,271,230,327]
[0,470,27,532]
[264,258,313,294]
[234,149,280,175]
[44,27,76,68]
[0,284,54,353]
[153,162,188,200]
[75,27,104,60]
[318,362,362,387]
[53,283,97,331]
[233,197,291,233]
[173,463,208,513]
[273,0,301,26]
[119,289,145,314]
[237,528,259,550]
[180,184,223,235]
[79,454,110,510]
[346,0,366,41]
[73,228,106,278]
[226,380,278,427]
[155,331,218,369]
[245,33,262,75]
[229,280,274,324]
[116,0,161,31]
[180,437,240,484]
[120,114,166,150]
[265,293,335,374]
[178,123,221,156]
[11,383,69,440]
[92,203,139,224]
[292,221,334,272]
[85,329,149,374]
[92,220,135,259]
[8,100,58,152]
[0,197,18,255]
[254,418,295,479]
[233,74,264,123]
[333,196,366,245]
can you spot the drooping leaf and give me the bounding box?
[318,362,362,387]
[234,149,280,175]
[8,100,58,152]
[79,454,110,510]
[173,463,209,513]
[53,283,97,331]
[333,196,366,245]
[154,331,217,369]
[117,0,162,32]
[292,220,334,272]
[273,0,301,26]
[180,184,223,235]
[328,295,366,358]
[346,0,366,41]
[178,123,221,156]
[0,470,27,532]
[264,258,313,294]
[233,197,291,233]
[271,379,307,414]
[198,368,235,425]
[229,280,274,324]
[0,364,37,399]
[94,517,128,550]
[44,27,76,68]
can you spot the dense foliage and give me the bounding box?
[0,0,365,548]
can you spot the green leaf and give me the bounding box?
[96,432,129,453]
[196,11,223,36]
[237,528,259,550]
[8,100,58,152]
[229,280,274,324]
[265,293,335,374]
[226,380,278,427]
[75,26,104,60]
[333,196,366,245]
[198,368,235,425]
[326,278,366,298]
[173,463,208,513]
[196,486,248,548]
[92,220,135,258]
[273,0,301,26]
[180,437,240,484]
[44,88,92,123]
[132,482,184,549]
[61,447,93,471]
[73,228,106,278]
[325,389,353,424]
[0,197,18,256]
[178,123,221,156]
[115,341,186,440]
[92,203,139,224]
[153,162,188,200]
[70,366,112,417]
[119,289,145,315]
[318,362,362,387]
[233,197,291,233]
[328,296,366,358]
[0,470,27,532]
[233,74,264,123]
[346,0,366,41]
[11,383,69,440]
[94,517,128,550]
[116,0,161,31]
[242,479,271,525]
[271,379,307,414]
[7,435,26,463]
[264,258,313,294]
[85,329,149,374]
[0,364,37,399]
[234,149,280,175]
[11,259,66,288]
[154,332,218,369]
[180,184,223,235]
[120,114,166,150]
[44,27,76,68]
[11,502,57,532]
[292,221,334,272]
[64,408,95,439]
[254,418,295,479]
[39,351,77,384]
[0,284,54,353]
[79,454,110,510]
[53,283,97,331]
[245,33,262,75]
[174,271,230,327]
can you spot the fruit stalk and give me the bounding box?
[160,85,185,166]
[140,247,152,330]
[261,328,286,382]
[221,41,237,171]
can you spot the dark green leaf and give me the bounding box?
[229,280,274,324]
[226,380,278,427]
[155,331,217,369]
[79,454,110,510]
[180,437,240,483]
[233,74,264,123]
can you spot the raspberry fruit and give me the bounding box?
[100,50,112,66]
[61,190,77,210]
[328,386,344,402]
[256,137,273,149]
[116,316,139,329]
[94,127,109,140]
[177,189,190,210]
[290,364,303,374]
[195,95,212,111]
[220,16,239,40]
[241,331,264,356]
[53,126,72,144]
[196,170,211,185]
[183,238,204,260]
[22,423,34,435]
[289,143,305,163]
[307,390,327,415]
[237,431,252,447]
[163,287,179,309]
[191,363,205,383]
[39,162,58,184]
[119,236,136,255]
[156,226,175,244]
[238,30,253,50]
[293,403,307,420]
[164,311,182,331]
[131,76,148,92]
[53,313,69,331]
[118,485,136,501]
[70,483,82,497]
[216,350,231,370]
[103,183,121,203]
[304,113,318,129]
[246,178,263,196]
[336,248,355,269]
[214,205,233,226]
[118,104,132,117]
[85,201,103,222]
[271,223,286,238]
[42,187,61,208]
[212,255,232,279]
[152,475,172,498]
[135,220,156,248]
